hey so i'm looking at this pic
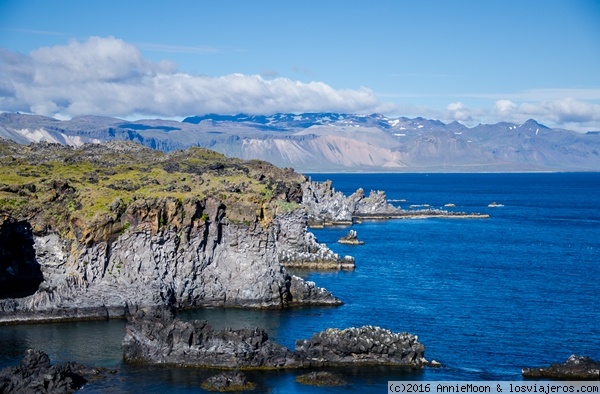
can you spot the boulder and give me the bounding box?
[0,349,113,394]
[522,355,600,380]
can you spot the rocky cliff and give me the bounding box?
[0,140,340,324]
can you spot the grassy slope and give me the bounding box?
[0,139,304,240]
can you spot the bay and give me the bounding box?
[1,173,599,392]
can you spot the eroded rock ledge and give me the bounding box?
[522,355,600,380]
[302,180,489,227]
[122,307,428,370]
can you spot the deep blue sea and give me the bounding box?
[1,173,599,393]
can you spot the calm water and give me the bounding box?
[1,173,599,392]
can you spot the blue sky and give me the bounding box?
[1,0,599,131]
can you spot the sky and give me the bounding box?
[1,0,599,131]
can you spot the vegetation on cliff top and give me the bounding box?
[0,139,304,239]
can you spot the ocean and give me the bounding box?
[1,173,599,393]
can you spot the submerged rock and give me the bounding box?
[295,371,347,386]
[522,355,600,380]
[201,371,256,392]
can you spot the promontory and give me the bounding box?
[0,139,342,324]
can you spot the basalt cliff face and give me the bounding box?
[0,140,340,324]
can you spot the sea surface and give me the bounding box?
[1,173,599,393]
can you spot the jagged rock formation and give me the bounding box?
[302,180,489,227]
[338,229,364,245]
[201,371,256,392]
[522,355,600,380]
[123,306,297,369]
[0,140,340,324]
[0,349,111,394]
[122,307,428,370]
[294,326,427,367]
[275,209,355,270]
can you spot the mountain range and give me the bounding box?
[1,112,599,172]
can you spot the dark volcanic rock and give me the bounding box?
[295,371,347,386]
[201,371,256,391]
[294,326,427,367]
[122,308,428,370]
[0,349,92,394]
[122,307,298,369]
[522,355,600,380]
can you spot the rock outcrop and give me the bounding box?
[0,349,111,394]
[275,209,355,270]
[295,371,347,386]
[122,308,428,370]
[302,180,489,227]
[201,371,256,392]
[0,141,340,324]
[522,355,600,380]
[122,306,297,369]
[294,326,427,367]
[337,229,364,245]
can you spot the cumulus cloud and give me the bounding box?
[493,98,600,131]
[0,36,386,118]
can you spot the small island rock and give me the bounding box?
[201,371,255,392]
[522,355,600,380]
[337,229,364,245]
[295,371,347,386]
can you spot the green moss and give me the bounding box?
[0,140,306,240]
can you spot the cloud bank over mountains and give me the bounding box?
[0,36,598,132]
[0,36,386,119]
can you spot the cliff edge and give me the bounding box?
[0,140,340,324]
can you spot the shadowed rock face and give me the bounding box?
[522,355,600,380]
[122,306,298,369]
[0,221,43,299]
[122,307,427,370]
[0,349,88,394]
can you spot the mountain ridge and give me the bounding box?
[1,112,598,172]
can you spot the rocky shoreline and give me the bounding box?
[522,355,600,380]
[122,306,429,370]
[302,180,489,228]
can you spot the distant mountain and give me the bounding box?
[1,112,599,172]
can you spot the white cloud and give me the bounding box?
[446,101,473,122]
[0,36,387,118]
[492,98,600,131]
